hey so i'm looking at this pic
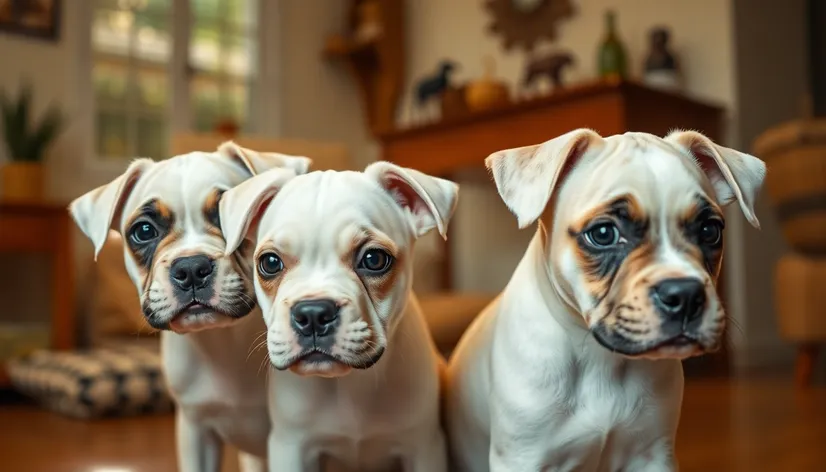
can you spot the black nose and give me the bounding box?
[651,278,706,322]
[290,299,340,337]
[170,255,215,290]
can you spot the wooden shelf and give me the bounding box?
[323,0,405,136]
[378,80,730,377]
[379,79,725,175]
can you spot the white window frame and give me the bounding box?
[75,0,279,173]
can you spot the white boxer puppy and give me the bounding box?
[447,129,766,472]
[218,162,458,472]
[69,143,310,472]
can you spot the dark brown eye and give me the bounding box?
[129,222,159,244]
[358,248,393,275]
[258,253,284,277]
[584,222,620,248]
[699,220,723,246]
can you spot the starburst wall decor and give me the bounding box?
[484,0,575,52]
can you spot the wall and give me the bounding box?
[399,0,744,311]
[1,1,799,368]
[732,0,809,368]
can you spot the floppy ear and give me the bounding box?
[219,168,298,255]
[217,141,312,176]
[68,158,154,260]
[365,161,459,239]
[666,130,766,228]
[485,128,603,228]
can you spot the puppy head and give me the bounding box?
[487,129,766,359]
[220,163,458,377]
[70,142,311,334]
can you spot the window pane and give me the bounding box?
[136,68,168,111]
[137,116,167,158]
[190,21,222,73]
[96,112,129,158]
[192,0,222,22]
[224,33,254,77]
[226,81,249,128]
[134,10,171,62]
[227,0,257,29]
[191,78,220,131]
[92,9,132,56]
[93,61,129,109]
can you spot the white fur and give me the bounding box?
[220,163,459,471]
[447,130,766,471]
[69,143,310,472]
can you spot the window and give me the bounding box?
[91,0,258,160]
[189,0,258,133]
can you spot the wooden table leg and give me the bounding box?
[795,343,820,388]
[51,215,76,351]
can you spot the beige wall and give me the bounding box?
[731,0,809,368]
[400,0,743,306]
[0,1,802,367]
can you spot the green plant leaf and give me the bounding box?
[0,80,66,162]
[27,104,64,162]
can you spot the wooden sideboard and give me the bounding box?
[380,80,723,174]
[0,203,76,387]
[378,79,729,376]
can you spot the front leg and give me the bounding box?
[176,408,223,472]
[268,432,320,472]
[238,451,266,472]
[403,428,448,472]
[624,442,678,472]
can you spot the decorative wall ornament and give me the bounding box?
[484,0,575,52]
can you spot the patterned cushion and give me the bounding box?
[6,346,173,419]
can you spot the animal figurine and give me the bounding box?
[643,27,682,91]
[521,52,575,94]
[416,60,459,110]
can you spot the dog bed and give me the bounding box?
[6,346,173,419]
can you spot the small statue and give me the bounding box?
[643,27,682,91]
[521,51,575,94]
[410,60,459,123]
[354,0,382,43]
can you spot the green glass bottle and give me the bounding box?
[598,10,628,80]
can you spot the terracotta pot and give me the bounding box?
[465,80,510,112]
[753,119,826,255]
[1,161,45,202]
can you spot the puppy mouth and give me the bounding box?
[591,328,708,358]
[272,346,385,371]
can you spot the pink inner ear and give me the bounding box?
[384,174,420,212]
[689,144,720,179]
[555,136,591,188]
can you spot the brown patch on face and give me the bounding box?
[350,230,400,306]
[568,195,650,303]
[123,199,177,278]
[254,242,293,298]
[202,189,224,237]
[672,194,725,279]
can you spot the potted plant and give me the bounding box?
[0,81,64,202]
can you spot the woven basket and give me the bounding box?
[753,119,826,254]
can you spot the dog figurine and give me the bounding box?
[218,162,459,472]
[69,143,310,472]
[446,129,766,472]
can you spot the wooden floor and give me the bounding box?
[0,376,824,472]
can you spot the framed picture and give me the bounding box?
[0,0,61,42]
